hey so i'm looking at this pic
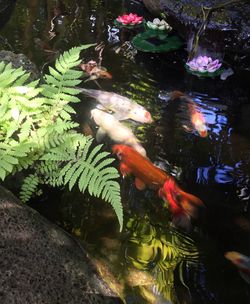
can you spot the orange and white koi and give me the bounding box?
[169,91,208,137]
[80,60,112,81]
[225,251,250,284]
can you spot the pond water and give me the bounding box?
[1,0,250,303]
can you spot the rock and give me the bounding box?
[0,50,40,81]
[0,186,122,304]
[143,0,250,70]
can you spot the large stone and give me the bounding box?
[143,0,250,70]
[0,50,40,80]
[0,186,122,304]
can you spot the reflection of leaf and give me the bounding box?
[124,216,201,302]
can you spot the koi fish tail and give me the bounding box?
[178,190,204,220]
[160,178,204,229]
[159,178,192,230]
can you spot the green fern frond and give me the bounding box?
[0,141,32,180]
[0,65,27,88]
[57,138,123,231]
[36,161,62,187]
[20,173,40,203]
[0,44,123,231]
[53,118,79,134]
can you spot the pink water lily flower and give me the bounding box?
[187,56,222,73]
[116,13,143,25]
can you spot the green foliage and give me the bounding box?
[0,45,123,231]
[132,30,182,53]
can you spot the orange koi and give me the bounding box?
[169,91,208,137]
[112,145,204,228]
[189,104,207,138]
[112,144,169,190]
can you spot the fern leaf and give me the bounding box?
[58,139,123,231]
[20,174,40,203]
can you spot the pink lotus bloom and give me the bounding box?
[187,56,222,73]
[116,13,143,25]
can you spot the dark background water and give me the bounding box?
[1,0,250,303]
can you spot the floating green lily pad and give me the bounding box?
[131,30,182,53]
[114,19,145,29]
[185,64,224,78]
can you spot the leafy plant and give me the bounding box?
[0,45,123,231]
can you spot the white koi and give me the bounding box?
[80,88,153,124]
[91,108,147,156]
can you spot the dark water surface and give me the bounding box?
[1,1,250,303]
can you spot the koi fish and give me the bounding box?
[189,104,207,138]
[112,144,169,190]
[112,144,204,228]
[80,88,153,123]
[80,61,112,81]
[91,109,146,156]
[225,251,250,284]
[168,91,208,137]
[80,60,98,74]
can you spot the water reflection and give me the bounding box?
[124,216,200,303]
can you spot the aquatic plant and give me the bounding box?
[116,13,143,25]
[132,30,182,53]
[0,45,123,231]
[186,56,222,73]
[146,18,172,32]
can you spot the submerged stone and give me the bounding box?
[0,186,122,304]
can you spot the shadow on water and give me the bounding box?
[1,0,250,303]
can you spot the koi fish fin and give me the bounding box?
[84,75,98,82]
[96,128,106,142]
[135,178,146,190]
[119,162,132,177]
[113,112,129,121]
[179,191,204,220]
[182,125,192,133]
[96,104,106,111]
[172,213,192,232]
[239,271,250,284]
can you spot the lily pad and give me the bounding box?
[185,64,224,78]
[114,19,145,30]
[132,30,182,53]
